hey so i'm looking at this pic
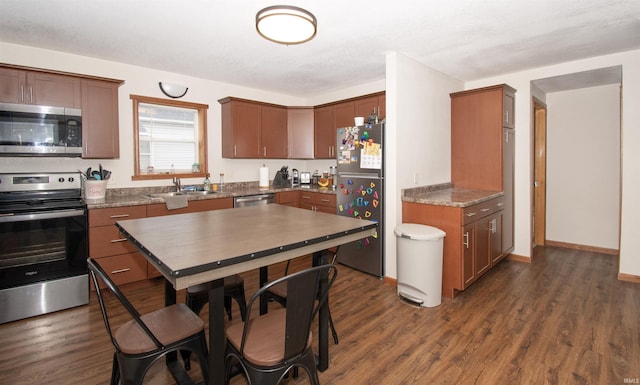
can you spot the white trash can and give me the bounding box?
[395,223,446,307]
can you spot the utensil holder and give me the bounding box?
[84,180,107,200]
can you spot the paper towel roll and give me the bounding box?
[259,165,269,188]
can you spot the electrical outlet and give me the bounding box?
[413,172,418,184]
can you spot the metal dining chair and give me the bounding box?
[225,264,338,385]
[88,257,209,385]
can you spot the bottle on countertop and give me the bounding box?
[203,173,212,191]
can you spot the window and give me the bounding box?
[130,95,209,180]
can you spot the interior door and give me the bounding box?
[533,98,547,247]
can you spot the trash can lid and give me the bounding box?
[394,223,446,240]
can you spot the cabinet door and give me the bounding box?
[334,101,355,128]
[30,72,81,108]
[377,93,386,121]
[462,222,475,287]
[287,108,314,159]
[490,212,503,264]
[82,79,120,158]
[227,101,262,158]
[451,87,503,191]
[354,96,377,118]
[503,90,515,129]
[475,217,491,278]
[0,67,24,104]
[261,105,287,158]
[314,105,335,159]
[503,128,515,253]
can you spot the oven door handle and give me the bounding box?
[0,209,86,223]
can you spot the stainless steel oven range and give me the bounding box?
[0,172,88,324]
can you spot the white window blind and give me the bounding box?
[138,103,198,172]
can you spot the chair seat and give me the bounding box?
[226,308,312,367]
[115,303,204,354]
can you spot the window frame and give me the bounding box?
[130,94,209,181]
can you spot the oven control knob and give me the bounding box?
[58,177,65,183]
[68,177,75,183]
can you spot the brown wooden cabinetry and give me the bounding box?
[300,191,336,214]
[287,107,314,159]
[313,105,336,159]
[88,205,148,287]
[276,190,299,207]
[402,196,505,298]
[451,84,515,254]
[219,97,287,159]
[0,67,81,107]
[354,94,385,121]
[81,79,121,159]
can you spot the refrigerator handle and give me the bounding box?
[338,172,382,179]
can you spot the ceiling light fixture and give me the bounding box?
[256,5,317,45]
[158,82,188,99]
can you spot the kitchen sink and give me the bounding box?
[142,191,216,199]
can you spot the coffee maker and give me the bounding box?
[291,168,299,187]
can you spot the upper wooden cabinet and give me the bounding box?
[219,97,287,159]
[0,65,123,159]
[313,105,336,159]
[287,107,314,159]
[0,67,81,108]
[81,79,122,159]
[451,84,516,255]
[354,94,385,121]
[451,84,516,191]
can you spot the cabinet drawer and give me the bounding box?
[94,253,148,287]
[90,225,138,258]
[462,197,505,224]
[89,205,147,227]
[300,192,336,208]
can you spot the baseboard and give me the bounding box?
[383,276,397,287]
[618,272,640,284]
[506,253,531,263]
[545,240,618,256]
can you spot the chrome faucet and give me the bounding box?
[172,177,181,192]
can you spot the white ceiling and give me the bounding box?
[1,0,639,97]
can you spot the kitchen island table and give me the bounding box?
[115,204,377,385]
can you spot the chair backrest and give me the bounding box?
[241,264,337,361]
[88,257,164,352]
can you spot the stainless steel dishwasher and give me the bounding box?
[233,193,275,208]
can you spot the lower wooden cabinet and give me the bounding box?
[276,190,300,207]
[89,197,233,287]
[402,196,505,299]
[300,191,336,214]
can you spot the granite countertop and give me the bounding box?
[401,182,503,208]
[86,183,336,209]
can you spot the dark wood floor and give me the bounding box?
[0,246,638,385]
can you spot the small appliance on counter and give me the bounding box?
[300,171,311,185]
[272,165,290,188]
[291,168,299,187]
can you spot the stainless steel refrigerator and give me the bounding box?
[335,123,384,277]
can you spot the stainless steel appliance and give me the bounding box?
[233,193,275,208]
[0,172,88,324]
[300,171,311,185]
[335,123,384,277]
[0,103,82,156]
[291,168,299,187]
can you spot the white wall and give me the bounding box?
[465,49,640,277]
[384,52,462,278]
[546,84,620,249]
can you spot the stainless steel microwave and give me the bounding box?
[0,103,82,156]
